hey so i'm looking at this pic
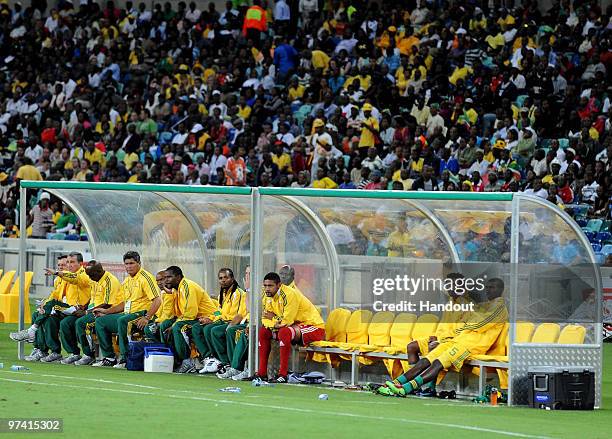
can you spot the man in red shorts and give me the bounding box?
[256,272,325,383]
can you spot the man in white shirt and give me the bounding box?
[274,0,290,32]
[209,145,228,183]
[510,68,526,90]
[523,178,548,198]
[361,147,384,172]
[185,2,201,23]
[310,119,339,176]
[426,103,445,137]
[581,171,600,203]
[25,137,44,163]
[209,91,227,119]
[466,149,489,177]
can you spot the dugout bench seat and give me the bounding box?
[297,309,587,396]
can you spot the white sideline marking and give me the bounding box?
[424,403,496,408]
[0,370,263,399]
[0,375,551,439]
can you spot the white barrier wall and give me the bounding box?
[0,238,90,299]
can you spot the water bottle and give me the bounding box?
[219,387,241,393]
[251,377,274,387]
[10,365,29,371]
[0,363,4,369]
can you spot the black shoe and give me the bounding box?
[416,387,437,397]
[438,390,457,399]
[246,374,266,382]
[272,375,288,384]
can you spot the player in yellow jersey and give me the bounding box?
[164,266,219,374]
[204,268,248,376]
[378,278,507,396]
[194,268,242,374]
[11,252,91,363]
[256,272,325,383]
[143,271,176,343]
[13,254,67,361]
[92,251,161,368]
[403,273,473,396]
[71,261,123,365]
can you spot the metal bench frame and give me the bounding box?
[297,345,508,396]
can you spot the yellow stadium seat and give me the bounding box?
[409,313,439,340]
[0,272,33,324]
[389,313,417,349]
[0,270,15,294]
[516,322,535,343]
[305,308,352,365]
[323,308,351,343]
[382,313,418,378]
[8,271,33,295]
[487,323,510,356]
[557,324,586,344]
[345,310,373,344]
[530,323,560,343]
[366,311,395,346]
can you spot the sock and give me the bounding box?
[401,375,424,393]
[422,380,435,391]
[257,326,273,377]
[394,375,408,385]
[277,327,293,376]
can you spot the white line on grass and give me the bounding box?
[0,376,552,439]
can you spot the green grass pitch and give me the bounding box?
[0,323,610,439]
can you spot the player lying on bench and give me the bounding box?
[377,278,507,397]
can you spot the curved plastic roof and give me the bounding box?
[20,182,600,295]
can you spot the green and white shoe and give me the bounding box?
[377,386,396,396]
[384,381,406,396]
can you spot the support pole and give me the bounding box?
[247,188,262,375]
[18,186,27,360]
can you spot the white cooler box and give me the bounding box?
[143,346,174,373]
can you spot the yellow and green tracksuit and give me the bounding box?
[95,268,160,360]
[32,276,65,353]
[415,295,473,355]
[42,267,91,354]
[424,297,508,371]
[169,278,219,360]
[192,283,246,360]
[206,283,248,364]
[144,289,176,343]
[71,271,123,357]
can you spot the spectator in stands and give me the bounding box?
[28,192,53,239]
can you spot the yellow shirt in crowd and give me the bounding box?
[359,116,379,148]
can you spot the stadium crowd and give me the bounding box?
[0,0,610,239]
